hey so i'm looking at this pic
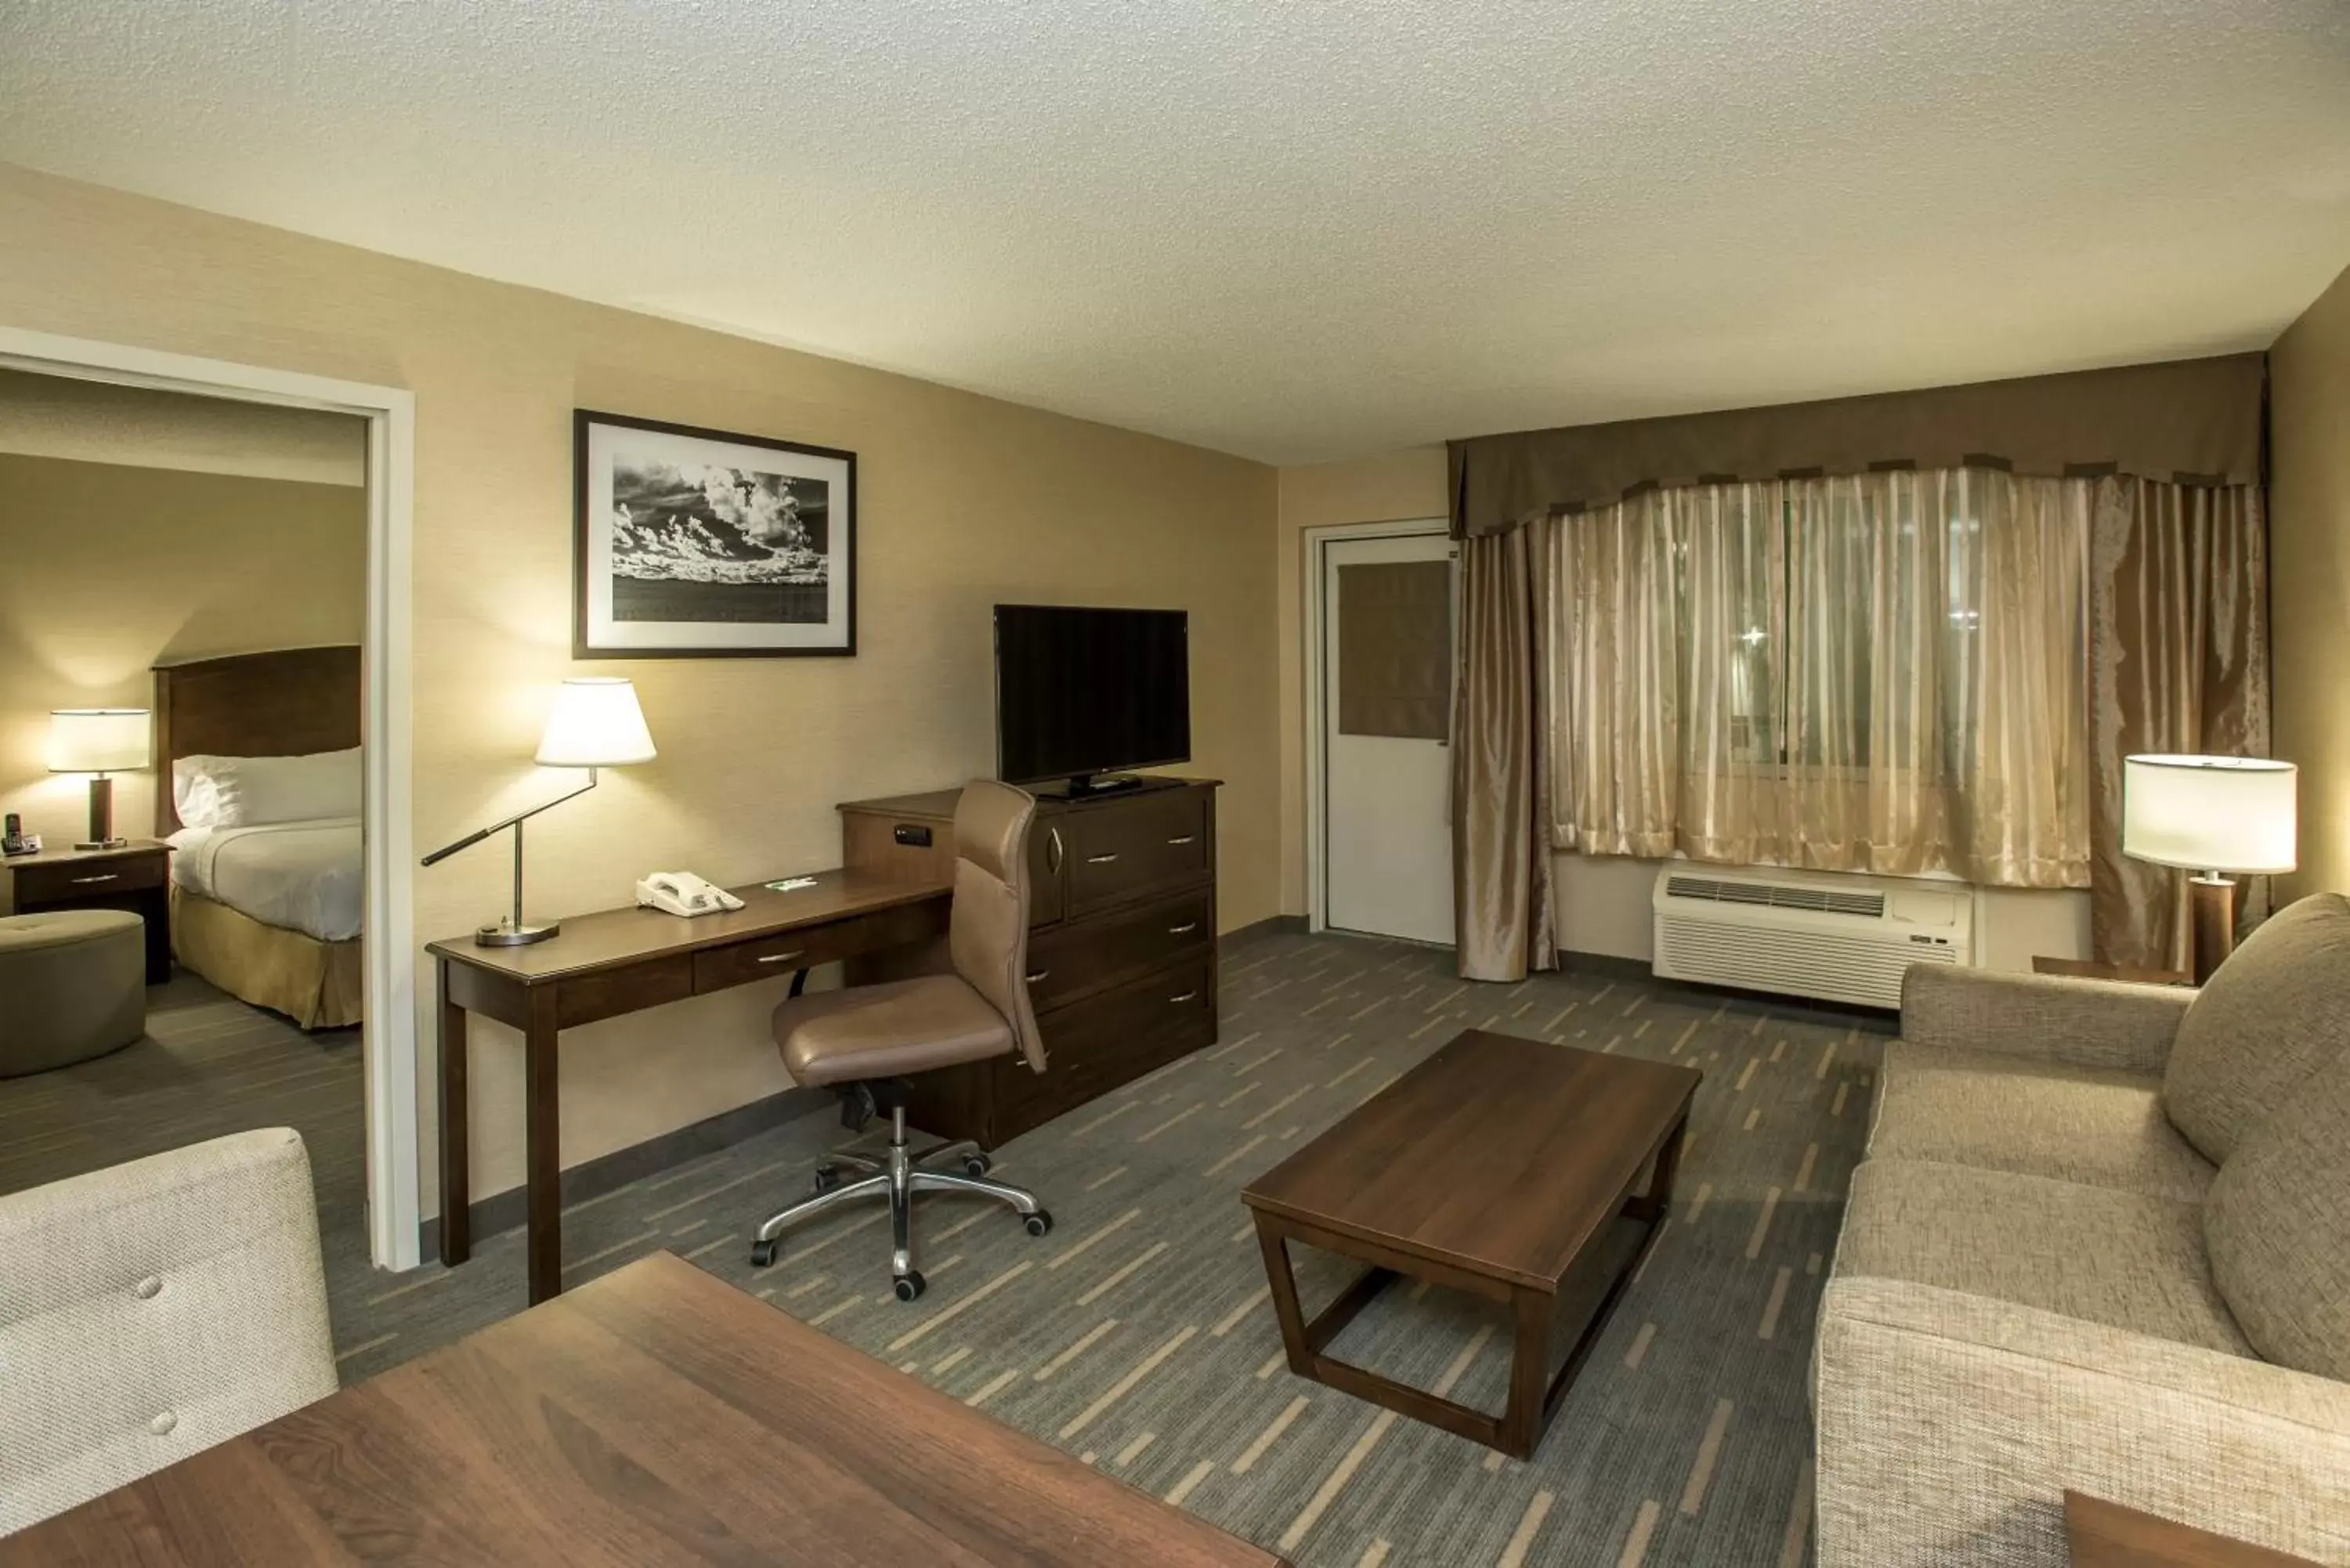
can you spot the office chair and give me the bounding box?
[750,779,1052,1300]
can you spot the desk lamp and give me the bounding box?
[48,708,152,850]
[422,677,656,945]
[2121,753,2297,984]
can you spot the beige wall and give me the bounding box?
[0,450,367,847]
[1272,446,2089,970]
[0,163,1279,1212]
[0,367,368,486]
[2272,258,2350,903]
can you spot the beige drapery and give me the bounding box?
[1452,526,1558,981]
[1538,468,2090,887]
[2089,479,2270,968]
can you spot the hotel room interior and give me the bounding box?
[0,4,2346,1565]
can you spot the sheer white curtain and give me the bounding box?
[1541,468,2089,888]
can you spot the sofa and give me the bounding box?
[1813,893,2350,1566]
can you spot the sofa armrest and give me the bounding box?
[1899,965,2191,1075]
[1813,1277,2350,1568]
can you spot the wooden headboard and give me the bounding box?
[152,645,363,834]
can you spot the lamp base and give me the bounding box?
[2188,875,2236,985]
[476,916,561,948]
[73,838,128,852]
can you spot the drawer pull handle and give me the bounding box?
[755,950,807,966]
[1084,852,1119,865]
[1025,968,1050,983]
[70,874,120,885]
[1046,827,1063,872]
[1169,988,1200,1004]
[1167,921,1199,935]
[1166,834,1196,845]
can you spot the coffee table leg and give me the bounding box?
[1254,1219,1314,1377]
[1499,1286,1554,1460]
[1626,1111,1690,1224]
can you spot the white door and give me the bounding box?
[1321,531,1457,944]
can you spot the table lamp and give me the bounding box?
[2121,753,2297,983]
[421,677,657,945]
[48,708,152,850]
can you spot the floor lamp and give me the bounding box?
[2120,753,2298,984]
[421,677,657,945]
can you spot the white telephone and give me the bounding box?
[635,871,746,917]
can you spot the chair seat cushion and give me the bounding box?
[1869,1042,2215,1201]
[772,975,1014,1088]
[1838,1158,2250,1355]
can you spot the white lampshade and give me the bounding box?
[2122,754,2297,875]
[533,677,656,768]
[47,709,152,774]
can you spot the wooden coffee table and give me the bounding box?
[1242,1029,1699,1459]
[2065,1490,2324,1566]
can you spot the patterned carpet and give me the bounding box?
[2,936,1885,1567]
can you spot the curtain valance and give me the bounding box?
[1447,352,2265,537]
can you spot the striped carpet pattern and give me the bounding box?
[2,938,1884,1566]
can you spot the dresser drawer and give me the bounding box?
[14,853,167,905]
[691,901,945,995]
[1060,789,1209,916]
[997,954,1216,1126]
[1024,887,1211,1014]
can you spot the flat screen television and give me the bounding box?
[995,605,1190,793]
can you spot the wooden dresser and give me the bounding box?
[839,779,1221,1147]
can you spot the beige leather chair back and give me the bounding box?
[949,779,1044,1072]
[0,1128,337,1535]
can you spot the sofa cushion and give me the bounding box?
[1836,1159,2249,1355]
[2164,892,2350,1164]
[1869,1042,2214,1201]
[2204,1046,2350,1381]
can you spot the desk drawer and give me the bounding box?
[15,854,166,905]
[1061,790,1209,916]
[690,901,945,995]
[1025,887,1212,1014]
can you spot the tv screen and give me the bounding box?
[995,605,1191,786]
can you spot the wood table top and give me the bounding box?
[1242,1029,1701,1291]
[425,866,952,985]
[6,1252,1289,1567]
[2064,1490,2324,1566]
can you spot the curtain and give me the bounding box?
[1536,467,2090,888]
[1452,525,1557,981]
[2089,479,2270,967]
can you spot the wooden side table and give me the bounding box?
[2066,1490,2323,1566]
[3,840,173,985]
[2034,956,2194,988]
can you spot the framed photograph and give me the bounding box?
[573,410,856,657]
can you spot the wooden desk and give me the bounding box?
[2066,1490,2323,1566]
[432,868,952,1305]
[5,1252,1290,1567]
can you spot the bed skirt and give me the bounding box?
[170,884,363,1030]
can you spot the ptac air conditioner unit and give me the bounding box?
[1651,866,1972,1010]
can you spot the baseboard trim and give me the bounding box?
[1224,913,1307,948]
[1554,947,1652,980]
[418,1084,830,1259]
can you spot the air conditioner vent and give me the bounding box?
[1664,874,1885,920]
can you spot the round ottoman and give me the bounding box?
[0,909,146,1077]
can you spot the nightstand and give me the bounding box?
[4,840,173,984]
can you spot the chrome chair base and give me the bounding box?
[748,1106,1051,1299]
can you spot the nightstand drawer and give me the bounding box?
[14,854,166,904]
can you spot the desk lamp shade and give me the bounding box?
[48,708,151,849]
[2121,754,2297,876]
[535,677,656,768]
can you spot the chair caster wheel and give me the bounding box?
[750,1238,780,1268]
[893,1270,926,1302]
[963,1152,992,1177]
[812,1165,842,1195]
[1024,1210,1054,1237]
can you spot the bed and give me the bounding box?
[154,646,363,1029]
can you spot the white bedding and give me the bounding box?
[168,818,362,943]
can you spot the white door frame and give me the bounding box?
[1300,516,1453,937]
[0,325,421,1273]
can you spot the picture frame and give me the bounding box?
[573,409,857,658]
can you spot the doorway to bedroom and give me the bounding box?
[0,367,376,1285]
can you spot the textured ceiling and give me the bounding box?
[3,2,2348,464]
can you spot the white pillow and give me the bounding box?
[174,748,361,829]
